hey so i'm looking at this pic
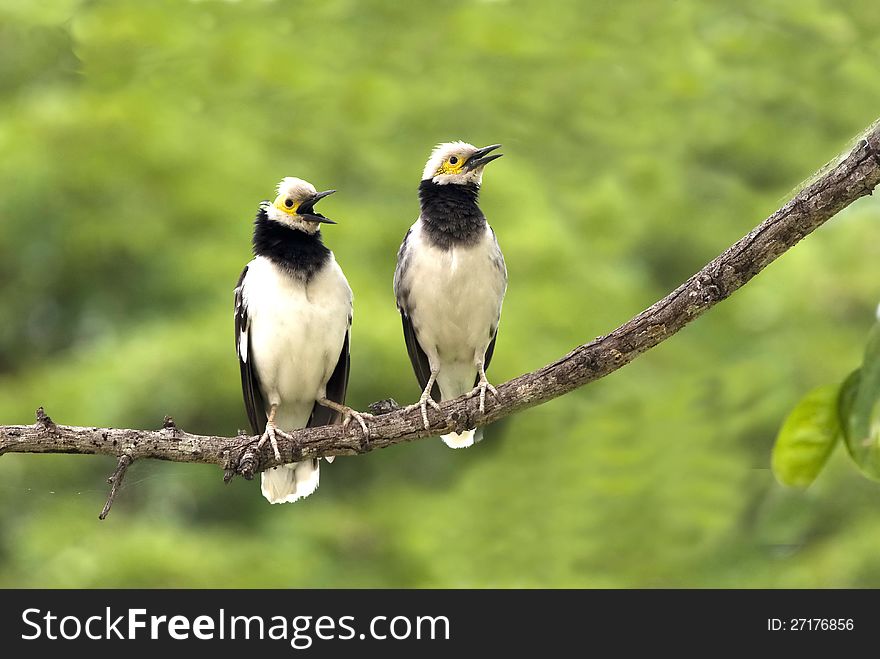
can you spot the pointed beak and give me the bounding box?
[465,144,503,171]
[298,189,337,224]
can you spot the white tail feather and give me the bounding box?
[293,460,320,499]
[260,460,320,504]
[441,429,475,449]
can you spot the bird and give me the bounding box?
[393,142,508,448]
[234,176,369,504]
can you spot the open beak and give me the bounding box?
[298,189,337,224]
[465,144,503,171]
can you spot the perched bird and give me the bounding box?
[394,142,508,448]
[234,177,367,504]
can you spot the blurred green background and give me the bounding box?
[1,0,879,588]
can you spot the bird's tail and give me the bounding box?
[441,427,483,449]
[260,459,320,504]
[438,366,485,449]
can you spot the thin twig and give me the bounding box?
[99,453,133,520]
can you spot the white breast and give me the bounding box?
[400,220,507,364]
[242,255,352,431]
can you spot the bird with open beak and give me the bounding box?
[394,142,508,448]
[234,177,370,503]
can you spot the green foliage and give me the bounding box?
[774,320,880,485]
[1,0,880,587]
[839,368,862,458]
[842,324,880,478]
[772,385,840,488]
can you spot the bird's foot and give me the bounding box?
[256,421,285,462]
[467,376,499,414]
[342,408,374,443]
[407,390,441,430]
[318,398,374,442]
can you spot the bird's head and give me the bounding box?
[422,141,503,186]
[264,177,337,235]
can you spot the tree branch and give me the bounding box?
[2,122,879,514]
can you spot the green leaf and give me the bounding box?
[772,384,841,488]
[838,368,861,460]
[843,322,880,479]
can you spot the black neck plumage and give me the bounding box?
[252,205,331,281]
[418,179,486,248]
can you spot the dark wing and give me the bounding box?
[394,227,440,401]
[309,325,350,427]
[401,314,440,401]
[478,330,499,387]
[235,265,267,435]
[478,226,506,385]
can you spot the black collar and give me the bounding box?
[252,205,331,281]
[418,179,486,248]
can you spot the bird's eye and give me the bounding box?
[449,156,459,165]
[284,199,294,208]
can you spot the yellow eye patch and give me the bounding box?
[437,155,465,175]
[273,195,300,215]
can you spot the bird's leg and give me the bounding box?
[257,404,284,462]
[409,369,441,430]
[467,362,499,414]
[317,398,374,440]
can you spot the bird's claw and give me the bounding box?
[317,398,373,443]
[341,408,374,441]
[469,378,499,414]
[411,393,441,430]
[257,423,284,462]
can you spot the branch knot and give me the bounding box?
[35,407,57,435]
[863,137,880,168]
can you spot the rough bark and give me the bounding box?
[2,123,879,517]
